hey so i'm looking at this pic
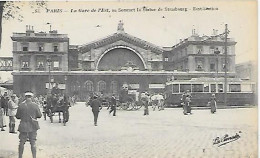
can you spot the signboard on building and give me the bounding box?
[149,84,165,89]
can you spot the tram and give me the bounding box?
[165,77,256,107]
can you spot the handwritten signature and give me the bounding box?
[213,131,242,147]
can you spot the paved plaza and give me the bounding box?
[0,103,258,158]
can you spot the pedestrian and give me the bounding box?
[185,90,192,114]
[109,94,117,116]
[16,92,42,158]
[0,104,6,131]
[209,94,217,114]
[90,95,102,126]
[8,94,18,134]
[182,90,192,115]
[143,92,149,116]
[1,91,9,116]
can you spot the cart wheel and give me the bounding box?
[134,101,143,110]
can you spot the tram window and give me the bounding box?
[192,84,203,92]
[210,84,216,92]
[172,84,179,93]
[218,84,223,92]
[180,84,191,92]
[229,84,241,92]
[204,84,209,92]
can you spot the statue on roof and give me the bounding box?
[117,20,124,32]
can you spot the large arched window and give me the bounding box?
[111,81,118,94]
[97,81,106,92]
[84,80,94,92]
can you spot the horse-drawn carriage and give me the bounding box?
[117,89,143,110]
[43,94,70,126]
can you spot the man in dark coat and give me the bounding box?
[90,95,102,126]
[1,91,9,116]
[16,92,42,158]
[109,94,117,116]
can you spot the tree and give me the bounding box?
[0,1,47,48]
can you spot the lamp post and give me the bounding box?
[46,58,52,93]
[64,75,67,95]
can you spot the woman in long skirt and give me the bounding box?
[0,107,6,131]
[210,94,217,113]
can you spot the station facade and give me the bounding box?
[12,22,240,100]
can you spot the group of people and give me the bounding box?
[0,91,42,158]
[181,90,217,115]
[0,92,19,133]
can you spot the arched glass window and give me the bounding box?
[111,81,118,94]
[85,80,93,92]
[97,81,106,92]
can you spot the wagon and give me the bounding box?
[45,95,70,126]
[117,89,143,111]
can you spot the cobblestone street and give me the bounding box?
[0,103,257,158]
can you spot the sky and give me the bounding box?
[0,1,257,81]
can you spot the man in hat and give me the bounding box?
[1,91,9,116]
[7,94,18,133]
[16,92,42,158]
[90,95,102,126]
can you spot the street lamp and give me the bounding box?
[46,58,52,93]
[64,75,67,95]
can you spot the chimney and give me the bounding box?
[180,39,182,42]
[215,29,218,35]
[32,26,34,31]
[26,25,28,31]
[213,29,216,35]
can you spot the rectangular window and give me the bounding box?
[180,84,191,92]
[218,84,223,92]
[164,57,169,61]
[39,46,43,51]
[204,84,209,92]
[229,84,241,92]
[210,64,215,71]
[23,47,28,51]
[53,61,59,68]
[192,84,203,92]
[22,61,29,68]
[172,84,179,93]
[210,84,216,92]
[54,45,58,52]
[37,61,45,70]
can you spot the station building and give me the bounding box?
[12,22,250,100]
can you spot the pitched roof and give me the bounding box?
[78,32,164,54]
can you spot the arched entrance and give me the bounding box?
[96,46,146,71]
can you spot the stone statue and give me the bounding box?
[117,20,124,32]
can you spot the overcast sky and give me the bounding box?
[0,1,257,73]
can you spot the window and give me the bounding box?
[85,81,93,92]
[37,61,44,69]
[39,46,43,51]
[23,47,28,51]
[53,61,59,68]
[218,84,223,92]
[196,61,203,70]
[98,81,106,92]
[203,84,209,92]
[22,61,29,68]
[229,84,241,92]
[111,81,118,93]
[197,46,203,54]
[210,84,216,92]
[54,45,58,52]
[210,63,215,71]
[164,57,169,61]
[180,84,191,92]
[172,84,179,93]
[192,84,203,92]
